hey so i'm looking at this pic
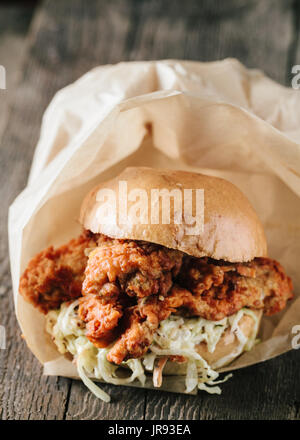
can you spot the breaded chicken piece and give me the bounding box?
[80,241,293,363]
[19,231,98,313]
[107,298,171,364]
[82,239,183,298]
[79,239,182,361]
[78,294,123,348]
[19,232,293,365]
[176,257,293,320]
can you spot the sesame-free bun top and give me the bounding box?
[79,167,267,262]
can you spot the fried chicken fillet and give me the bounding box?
[19,231,98,313]
[19,233,293,364]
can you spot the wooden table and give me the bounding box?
[0,0,299,420]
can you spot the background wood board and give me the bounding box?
[0,0,299,420]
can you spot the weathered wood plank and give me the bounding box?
[126,0,294,85]
[0,0,299,420]
[145,351,300,420]
[66,381,146,420]
[0,4,36,142]
[0,2,72,421]
[0,0,147,421]
[125,0,300,420]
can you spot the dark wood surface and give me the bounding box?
[0,0,300,420]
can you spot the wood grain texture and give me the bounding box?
[0,2,71,421]
[0,0,299,420]
[125,0,294,85]
[0,4,36,145]
[145,351,300,420]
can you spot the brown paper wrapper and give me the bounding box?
[9,59,300,395]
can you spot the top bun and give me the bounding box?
[79,167,267,262]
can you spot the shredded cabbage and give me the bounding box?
[147,314,239,394]
[46,301,260,401]
[46,301,146,401]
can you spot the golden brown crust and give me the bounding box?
[79,167,267,262]
[19,232,98,313]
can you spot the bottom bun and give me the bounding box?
[162,310,262,375]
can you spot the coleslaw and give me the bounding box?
[46,300,260,402]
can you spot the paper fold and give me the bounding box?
[9,59,300,391]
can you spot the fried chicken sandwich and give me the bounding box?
[19,168,293,401]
